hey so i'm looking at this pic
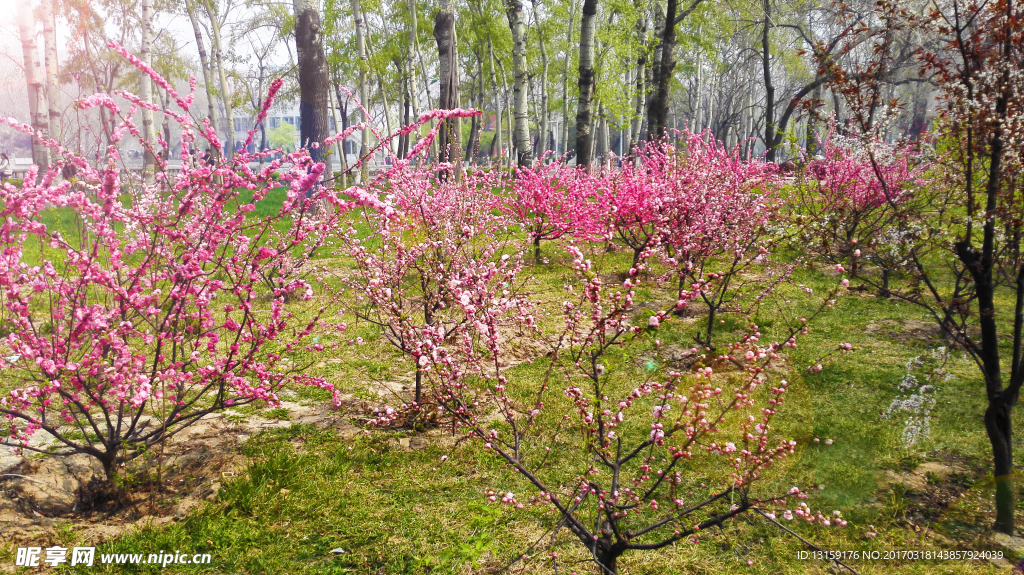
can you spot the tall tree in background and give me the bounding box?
[184,0,219,146]
[760,0,775,162]
[350,0,370,181]
[294,0,331,168]
[506,0,532,167]
[574,0,598,168]
[41,0,61,145]
[646,0,706,140]
[140,0,155,179]
[434,0,460,165]
[17,0,48,169]
[530,0,548,155]
[202,0,235,157]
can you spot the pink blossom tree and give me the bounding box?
[337,162,531,410]
[415,245,848,573]
[812,0,1024,533]
[501,158,606,263]
[791,127,930,295]
[0,47,350,489]
[598,143,674,273]
[657,132,782,349]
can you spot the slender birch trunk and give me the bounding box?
[531,0,549,155]
[140,0,155,181]
[202,0,234,158]
[42,0,61,145]
[506,0,532,167]
[185,0,218,145]
[352,0,369,182]
[560,1,576,156]
[18,1,48,169]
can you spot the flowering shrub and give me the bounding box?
[790,129,930,293]
[657,133,781,348]
[412,244,848,573]
[501,158,606,262]
[0,46,351,488]
[336,162,530,411]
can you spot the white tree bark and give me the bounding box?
[185,0,219,147]
[140,0,155,182]
[41,0,61,145]
[17,1,48,169]
[560,1,576,156]
[406,0,421,120]
[487,36,504,166]
[202,0,234,159]
[351,0,369,182]
[574,0,598,168]
[506,0,532,167]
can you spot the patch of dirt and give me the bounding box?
[865,319,944,343]
[881,453,984,526]
[0,399,355,549]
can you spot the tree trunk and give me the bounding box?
[400,72,411,159]
[351,0,369,182]
[328,68,347,181]
[434,0,461,167]
[575,0,598,169]
[593,537,626,575]
[487,36,504,166]
[293,0,331,171]
[140,0,155,182]
[647,0,677,140]
[379,76,395,154]
[761,0,777,163]
[202,0,234,158]
[507,0,532,167]
[640,6,661,139]
[18,1,48,170]
[406,0,421,121]
[185,0,219,145]
[335,83,352,184]
[646,0,706,140]
[560,1,576,156]
[629,9,647,153]
[42,0,61,146]
[805,83,821,155]
[531,0,549,157]
[596,101,608,166]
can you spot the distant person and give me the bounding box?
[204,148,214,166]
[188,147,198,170]
[0,154,9,183]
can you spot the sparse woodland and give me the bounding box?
[0,0,1021,573]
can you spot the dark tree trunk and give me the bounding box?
[646,0,677,140]
[762,0,777,163]
[400,72,411,159]
[294,0,331,167]
[434,1,460,166]
[645,0,707,141]
[593,536,626,575]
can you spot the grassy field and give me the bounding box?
[4,188,1022,575]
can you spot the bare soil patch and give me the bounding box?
[0,399,356,549]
